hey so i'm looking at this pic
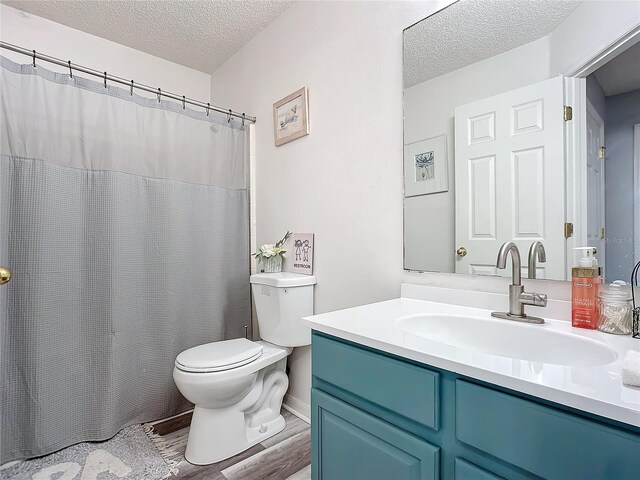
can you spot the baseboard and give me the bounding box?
[144,409,193,436]
[283,394,310,424]
[147,408,194,426]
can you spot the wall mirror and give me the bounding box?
[403,0,640,283]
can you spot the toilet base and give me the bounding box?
[247,413,286,453]
[181,356,290,465]
[185,409,286,465]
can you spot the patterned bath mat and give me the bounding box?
[142,411,193,471]
[0,425,175,480]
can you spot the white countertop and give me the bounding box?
[302,286,640,428]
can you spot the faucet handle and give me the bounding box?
[520,292,548,307]
[527,241,546,279]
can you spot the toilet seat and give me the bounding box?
[175,338,263,373]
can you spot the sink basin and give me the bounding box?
[397,314,617,367]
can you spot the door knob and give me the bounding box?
[456,247,468,257]
[0,266,11,285]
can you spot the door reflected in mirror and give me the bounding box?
[403,0,640,283]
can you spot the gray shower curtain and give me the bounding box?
[0,57,250,463]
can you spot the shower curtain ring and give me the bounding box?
[157,88,161,103]
[182,95,186,110]
[206,103,210,117]
[130,80,134,96]
[242,113,245,128]
[68,61,72,78]
[32,50,36,68]
[228,109,232,123]
[104,71,107,89]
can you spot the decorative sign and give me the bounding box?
[291,233,314,275]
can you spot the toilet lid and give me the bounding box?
[175,338,263,373]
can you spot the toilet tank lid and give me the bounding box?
[250,272,316,287]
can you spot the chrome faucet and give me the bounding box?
[527,241,546,279]
[491,241,547,324]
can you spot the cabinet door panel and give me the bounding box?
[312,332,440,431]
[312,389,439,480]
[454,458,504,480]
[456,380,640,480]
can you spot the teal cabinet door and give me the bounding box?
[312,332,440,431]
[454,458,504,480]
[312,389,439,480]
[456,380,640,480]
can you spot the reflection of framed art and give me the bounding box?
[403,134,448,197]
[273,87,309,146]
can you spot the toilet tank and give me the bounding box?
[250,272,316,347]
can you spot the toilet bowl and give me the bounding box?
[173,272,316,465]
[173,340,292,464]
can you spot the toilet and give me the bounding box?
[173,272,316,465]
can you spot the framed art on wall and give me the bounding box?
[403,134,448,197]
[273,87,309,146]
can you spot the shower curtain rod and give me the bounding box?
[0,41,257,124]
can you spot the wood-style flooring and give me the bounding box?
[146,409,311,480]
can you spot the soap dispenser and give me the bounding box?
[571,247,603,329]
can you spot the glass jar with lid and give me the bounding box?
[597,281,633,335]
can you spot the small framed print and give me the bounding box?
[291,233,314,275]
[273,87,309,146]
[403,134,448,197]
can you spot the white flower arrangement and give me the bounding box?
[254,231,292,263]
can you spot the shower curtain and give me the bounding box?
[0,57,250,463]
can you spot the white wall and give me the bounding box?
[0,4,211,100]
[210,0,455,416]
[549,0,640,76]
[604,89,640,282]
[403,36,551,272]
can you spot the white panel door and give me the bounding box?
[586,101,605,271]
[455,76,566,280]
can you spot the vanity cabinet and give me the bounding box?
[311,332,640,480]
[313,390,440,479]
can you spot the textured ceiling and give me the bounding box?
[594,40,640,97]
[404,0,582,88]
[1,0,294,74]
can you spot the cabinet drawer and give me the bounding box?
[312,388,439,480]
[454,458,503,480]
[456,380,640,480]
[312,333,440,430]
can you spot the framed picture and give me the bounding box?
[273,87,309,146]
[403,134,448,197]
